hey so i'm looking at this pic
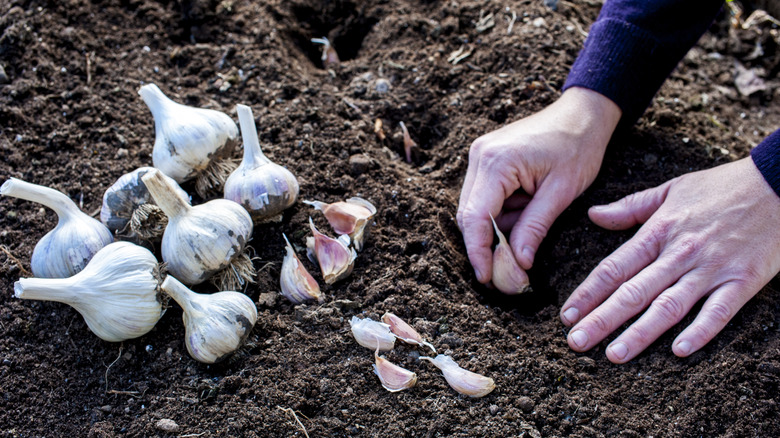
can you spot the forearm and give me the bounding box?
[563,0,725,127]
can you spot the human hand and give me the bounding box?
[457,87,621,291]
[560,157,780,363]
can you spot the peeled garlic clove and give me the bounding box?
[381,312,436,353]
[490,215,531,295]
[138,83,238,197]
[142,169,254,288]
[311,37,340,68]
[1,177,113,278]
[421,354,496,398]
[100,167,190,241]
[306,217,357,284]
[224,104,300,223]
[373,346,417,392]
[280,233,322,304]
[14,241,163,342]
[349,316,396,351]
[161,275,257,364]
[303,197,376,251]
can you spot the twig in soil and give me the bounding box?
[104,345,124,394]
[447,46,472,65]
[342,98,361,114]
[277,406,310,438]
[179,433,207,437]
[85,52,92,86]
[0,245,32,277]
[506,10,517,34]
[107,390,141,396]
[474,10,495,33]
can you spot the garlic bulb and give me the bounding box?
[14,241,163,342]
[280,233,322,304]
[138,83,238,198]
[350,316,396,352]
[141,169,254,290]
[224,104,299,223]
[381,312,436,353]
[490,215,531,295]
[100,167,190,241]
[303,197,376,251]
[306,217,357,284]
[373,346,417,392]
[160,275,257,364]
[420,354,495,398]
[1,177,113,278]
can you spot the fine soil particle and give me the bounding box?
[2,0,780,436]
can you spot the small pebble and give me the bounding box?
[155,418,179,433]
[348,154,371,176]
[374,78,391,93]
[518,396,534,413]
[489,404,500,415]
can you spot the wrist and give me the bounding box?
[556,87,622,146]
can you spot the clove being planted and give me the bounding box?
[138,83,238,198]
[142,169,255,291]
[14,242,164,342]
[490,214,531,295]
[100,167,190,242]
[306,217,357,284]
[1,177,113,278]
[311,37,340,68]
[160,275,257,364]
[420,354,495,398]
[224,104,299,223]
[303,197,376,251]
[280,233,322,304]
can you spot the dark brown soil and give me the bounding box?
[2,0,780,436]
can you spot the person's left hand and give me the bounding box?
[560,157,780,363]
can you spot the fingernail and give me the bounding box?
[608,342,628,361]
[676,340,692,356]
[562,307,580,324]
[474,268,484,283]
[522,246,535,266]
[570,330,588,349]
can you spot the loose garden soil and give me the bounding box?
[1,0,780,436]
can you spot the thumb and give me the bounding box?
[589,180,673,230]
[509,183,571,270]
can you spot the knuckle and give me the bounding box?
[707,301,733,326]
[670,237,700,260]
[646,219,674,243]
[587,312,613,336]
[651,293,686,323]
[595,258,627,287]
[690,322,715,344]
[616,281,647,310]
[626,324,653,346]
[523,217,550,241]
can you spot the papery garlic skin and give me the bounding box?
[280,233,322,304]
[101,167,190,240]
[373,347,417,392]
[14,242,163,342]
[1,178,113,278]
[142,169,253,286]
[306,217,357,284]
[224,104,299,223]
[421,355,496,398]
[138,83,238,184]
[381,312,436,353]
[490,215,531,295]
[350,316,396,352]
[161,275,257,364]
[303,197,376,251]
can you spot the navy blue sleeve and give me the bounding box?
[752,131,780,197]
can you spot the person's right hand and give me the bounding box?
[457,87,622,290]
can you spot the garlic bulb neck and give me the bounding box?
[1,178,80,218]
[141,169,192,220]
[14,242,163,342]
[236,104,271,168]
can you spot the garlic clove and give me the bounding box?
[100,167,190,241]
[381,312,436,353]
[138,83,238,198]
[311,37,340,68]
[142,169,254,288]
[303,197,376,251]
[161,275,257,364]
[490,214,531,295]
[420,354,496,398]
[306,217,357,284]
[373,346,417,392]
[1,177,113,278]
[280,233,322,304]
[399,121,417,163]
[14,241,164,342]
[349,316,396,352]
[224,104,299,223]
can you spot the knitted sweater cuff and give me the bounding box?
[751,129,780,198]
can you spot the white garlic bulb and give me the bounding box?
[421,354,496,398]
[100,167,190,241]
[138,83,238,197]
[280,233,322,304]
[306,217,356,284]
[160,275,257,364]
[373,346,417,392]
[350,316,396,352]
[1,177,113,278]
[303,197,376,251]
[224,104,299,223]
[14,241,164,342]
[141,169,254,288]
[381,312,436,353]
[490,214,531,294]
